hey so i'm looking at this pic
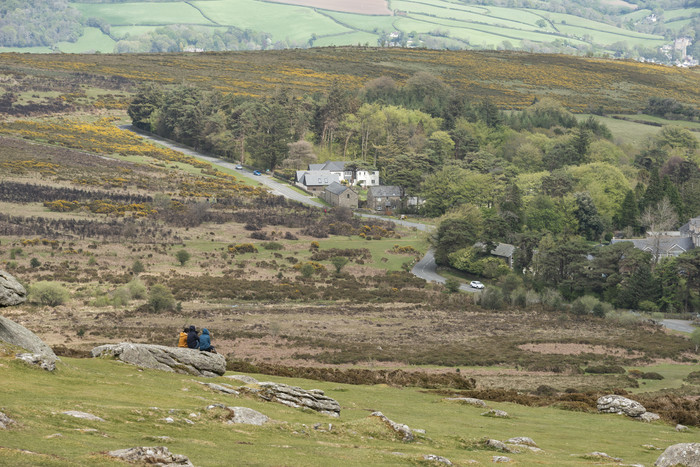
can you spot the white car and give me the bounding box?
[469,280,485,289]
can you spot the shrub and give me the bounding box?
[149,284,176,312]
[641,372,664,380]
[29,257,41,268]
[228,243,258,255]
[541,288,564,311]
[444,277,460,293]
[584,365,626,374]
[330,256,349,274]
[684,371,700,384]
[175,249,191,266]
[571,295,600,315]
[478,287,504,310]
[127,279,147,299]
[510,287,527,308]
[299,262,315,278]
[28,281,69,307]
[261,242,283,250]
[131,259,145,274]
[112,286,131,307]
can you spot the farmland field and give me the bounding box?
[55,28,116,54]
[73,2,213,26]
[263,0,392,15]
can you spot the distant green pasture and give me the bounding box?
[557,24,666,47]
[621,8,652,21]
[610,114,700,131]
[73,2,214,26]
[313,31,380,47]
[575,114,662,144]
[109,25,161,39]
[545,12,665,40]
[393,0,541,30]
[662,7,700,20]
[56,28,116,53]
[665,18,694,31]
[402,14,588,46]
[324,11,397,32]
[394,17,512,46]
[192,0,352,42]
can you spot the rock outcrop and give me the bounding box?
[597,394,659,421]
[0,316,57,371]
[91,343,225,377]
[227,407,269,426]
[238,381,341,417]
[481,409,509,418]
[370,411,417,442]
[0,270,26,307]
[0,411,16,429]
[62,411,105,422]
[443,397,487,407]
[655,443,700,467]
[107,446,193,466]
[423,454,452,465]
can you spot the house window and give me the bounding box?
[347,194,350,198]
[317,177,322,183]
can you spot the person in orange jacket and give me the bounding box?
[177,327,188,348]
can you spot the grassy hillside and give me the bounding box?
[1,352,698,466]
[1,48,698,113]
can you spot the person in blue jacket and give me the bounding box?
[186,325,199,349]
[199,328,216,353]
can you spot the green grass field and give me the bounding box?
[1,353,696,466]
[73,2,213,26]
[55,28,116,54]
[192,0,353,42]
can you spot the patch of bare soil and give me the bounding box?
[519,343,644,358]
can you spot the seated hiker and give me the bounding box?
[177,327,188,348]
[186,325,200,349]
[199,328,216,353]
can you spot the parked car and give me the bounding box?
[253,170,261,176]
[235,164,243,170]
[469,280,485,289]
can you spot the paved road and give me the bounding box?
[121,125,324,208]
[661,319,697,334]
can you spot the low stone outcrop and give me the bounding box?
[107,446,193,466]
[676,424,689,432]
[197,381,239,395]
[224,374,259,384]
[62,411,105,422]
[0,270,26,307]
[481,409,509,418]
[226,407,269,426]
[597,395,646,417]
[492,455,511,463]
[597,395,660,422]
[91,343,225,377]
[504,437,537,447]
[654,443,700,467]
[443,397,487,407]
[370,411,416,442]
[1,316,57,371]
[243,382,341,417]
[0,411,16,429]
[423,454,452,465]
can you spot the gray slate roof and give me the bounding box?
[325,181,350,196]
[611,237,695,255]
[368,185,402,197]
[299,170,337,186]
[309,161,347,172]
[474,242,516,258]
